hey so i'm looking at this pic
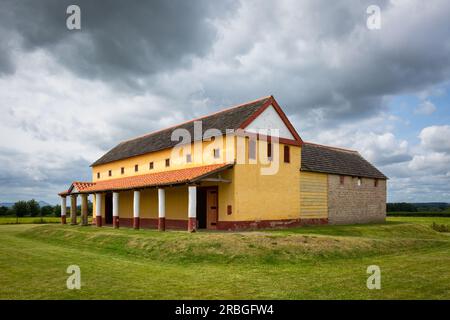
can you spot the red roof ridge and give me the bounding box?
[304,141,358,154]
[118,96,273,144]
[73,181,95,185]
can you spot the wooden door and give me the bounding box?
[206,188,218,229]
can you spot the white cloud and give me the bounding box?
[414,100,436,115]
[419,125,450,153]
[408,152,450,174]
[0,50,195,203]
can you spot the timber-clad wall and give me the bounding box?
[299,171,328,219]
[328,175,386,224]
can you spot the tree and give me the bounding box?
[13,201,29,217]
[386,202,417,212]
[28,199,40,217]
[40,205,54,217]
[12,201,29,223]
[54,204,62,217]
[0,206,10,216]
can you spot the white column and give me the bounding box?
[158,188,165,218]
[113,192,119,217]
[95,193,102,217]
[133,191,140,218]
[133,190,141,229]
[60,196,67,224]
[188,186,197,218]
[61,197,67,217]
[113,192,120,228]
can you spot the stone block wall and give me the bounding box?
[328,175,386,225]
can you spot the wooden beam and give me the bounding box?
[199,178,231,183]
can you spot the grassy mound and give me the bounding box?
[19,222,448,265]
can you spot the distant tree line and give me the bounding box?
[387,202,450,212]
[0,199,92,218]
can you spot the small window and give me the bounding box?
[340,175,345,185]
[149,162,154,170]
[357,177,362,186]
[108,170,112,177]
[213,148,220,159]
[121,167,124,174]
[97,172,100,179]
[186,154,192,163]
[227,205,232,215]
[374,179,378,187]
[135,164,139,172]
[248,139,256,160]
[284,145,290,163]
[165,158,170,167]
[267,142,272,160]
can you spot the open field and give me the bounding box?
[0,216,61,224]
[0,217,449,299]
[0,216,92,225]
[388,211,450,217]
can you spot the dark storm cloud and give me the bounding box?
[180,0,450,127]
[0,0,238,85]
[0,27,16,74]
[0,147,91,203]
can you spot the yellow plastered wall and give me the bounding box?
[232,137,301,221]
[299,171,328,219]
[91,138,235,182]
[165,186,189,220]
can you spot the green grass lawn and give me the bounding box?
[0,216,92,225]
[0,216,61,224]
[0,217,449,299]
[387,211,450,217]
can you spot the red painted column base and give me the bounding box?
[158,217,166,231]
[113,216,120,229]
[96,216,102,227]
[133,217,140,230]
[188,217,197,232]
[61,216,66,224]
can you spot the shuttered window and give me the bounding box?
[284,145,290,163]
[248,139,256,160]
[267,142,272,160]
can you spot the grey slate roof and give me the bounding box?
[92,97,271,166]
[301,142,387,179]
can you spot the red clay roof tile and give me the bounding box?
[59,163,232,195]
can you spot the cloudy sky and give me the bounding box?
[0,0,449,204]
